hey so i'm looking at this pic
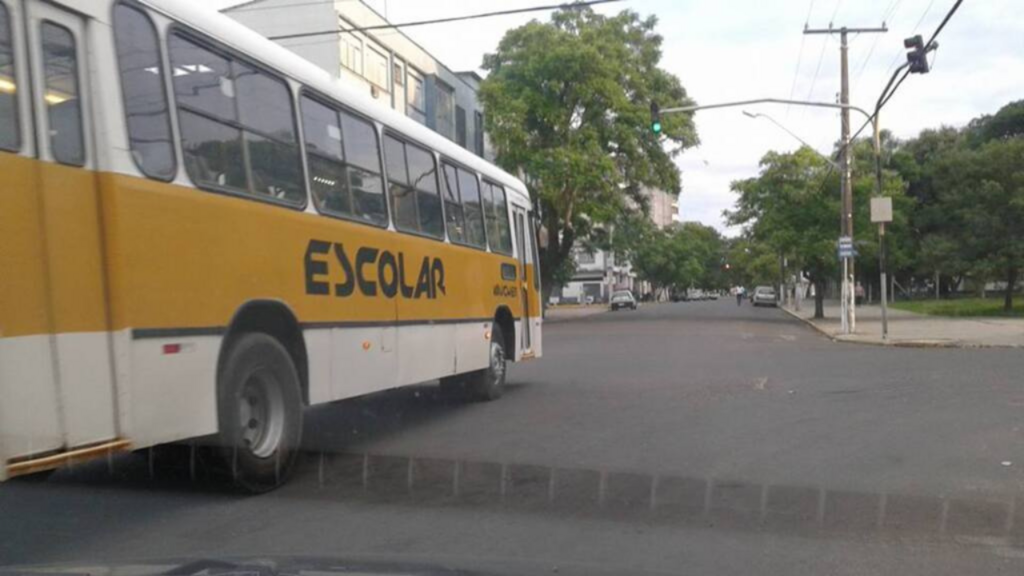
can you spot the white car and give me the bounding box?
[752,286,777,307]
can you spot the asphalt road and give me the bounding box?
[4,300,1024,574]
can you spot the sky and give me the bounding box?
[214,0,1024,235]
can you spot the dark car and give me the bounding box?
[610,290,638,311]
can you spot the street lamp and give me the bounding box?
[741,110,839,169]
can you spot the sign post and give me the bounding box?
[870,197,893,340]
[837,236,855,334]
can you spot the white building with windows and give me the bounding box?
[222,0,492,160]
[556,187,679,304]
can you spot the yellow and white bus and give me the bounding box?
[0,0,542,491]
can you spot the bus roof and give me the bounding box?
[139,0,531,206]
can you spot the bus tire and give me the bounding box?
[217,333,303,493]
[465,327,508,401]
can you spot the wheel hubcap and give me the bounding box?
[238,373,285,459]
[490,342,506,386]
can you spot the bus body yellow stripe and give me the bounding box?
[2,158,537,338]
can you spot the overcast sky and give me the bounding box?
[215,0,1023,235]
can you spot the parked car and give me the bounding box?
[752,286,777,307]
[610,290,638,311]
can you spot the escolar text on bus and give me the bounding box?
[304,239,446,299]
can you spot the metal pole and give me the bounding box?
[880,222,888,340]
[839,28,856,334]
[873,109,888,340]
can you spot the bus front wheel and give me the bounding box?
[217,333,303,493]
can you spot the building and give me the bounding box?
[222,0,492,159]
[645,186,679,229]
[556,188,680,304]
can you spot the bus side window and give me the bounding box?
[484,182,513,255]
[301,96,387,226]
[0,1,20,152]
[441,163,465,243]
[384,134,443,239]
[170,32,303,206]
[531,213,542,291]
[340,110,387,226]
[41,21,84,166]
[458,168,486,248]
[113,2,175,179]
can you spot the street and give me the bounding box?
[4,301,1024,574]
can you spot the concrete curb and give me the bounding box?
[776,306,1017,349]
[779,306,839,342]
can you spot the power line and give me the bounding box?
[267,0,622,41]
[800,0,844,118]
[854,0,904,83]
[226,0,347,13]
[785,0,817,118]
[841,0,963,158]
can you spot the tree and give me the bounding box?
[479,7,698,298]
[726,147,840,319]
[929,138,1024,310]
[629,221,724,295]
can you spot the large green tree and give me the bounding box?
[479,6,698,297]
[928,138,1024,309]
[726,147,840,319]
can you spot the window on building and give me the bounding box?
[384,134,443,239]
[474,111,484,156]
[301,95,387,226]
[457,167,486,248]
[482,181,513,255]
[406,67,424,124]
[392,62,403,86]
[455,105,466,148]
[0,1,20,152]
[577,250,596,265]
[365,45,388,89]
[339,32,362,75]
[113,2,175,179]
[170,32,303,205]
[435,79,454,140]
[41,21,84,166]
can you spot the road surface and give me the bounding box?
[3,300,1024,574]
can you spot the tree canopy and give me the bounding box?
[479,7,698,294]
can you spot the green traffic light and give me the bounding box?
[652,121,662,134]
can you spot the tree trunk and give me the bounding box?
[813,278,825,319]
[1004,267,1017,312]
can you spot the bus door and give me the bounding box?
[512,205,536,356]
[23,0,117,449]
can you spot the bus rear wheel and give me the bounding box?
[217,333,303,493]
[465,328,508,401]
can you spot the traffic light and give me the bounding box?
[904,35,930,74]
[650,101,662,134]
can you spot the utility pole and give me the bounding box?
[804,24,887,334]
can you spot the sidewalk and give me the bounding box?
[544,304,609,323]
[783,300,1024,348]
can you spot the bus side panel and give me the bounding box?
[98,174,402,438]
[37,163,117,446]
[0,154,63,461]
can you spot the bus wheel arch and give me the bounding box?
[215,300,307,492]
[494,306,516,362]
[219,300,309,405]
